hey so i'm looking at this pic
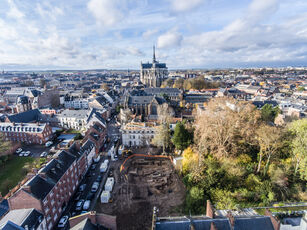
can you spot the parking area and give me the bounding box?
[17,139,61,158]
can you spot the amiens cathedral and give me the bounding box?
[140,46,168,88]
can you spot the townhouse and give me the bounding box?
[84,122,107,153]
[7,148,88,230]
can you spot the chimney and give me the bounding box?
[227,211,235,228]
[39,172,47,179]
[89,211,97,225]
[206,200,215,218]
[23,185,31,193]
[265,209,280,230]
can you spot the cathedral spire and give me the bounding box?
[153,45,156,63]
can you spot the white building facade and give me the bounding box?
[121,122,156,147]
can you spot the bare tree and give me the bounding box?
[195,97,261,158]
[256,125,281,175]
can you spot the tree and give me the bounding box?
[182,147,198,174]
[261,104,280,123]
[288,118,307,179]
[162,78,173,88]
[173,78,184,89]
[152,123,171,154]
[0,134,10,156]
[172,121,193,151]
[157,103,174,124]
[255,125,281,175]
[195,98,261,158]
[297,86,305,91]
[50,94,60,108]
[101,83,109,91]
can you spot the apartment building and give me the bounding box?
[121,122,156,147]
[58,108,106,132]
[0,122,52,144]
[8,150,87,230]
[64,98,89,109]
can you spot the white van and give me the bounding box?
[45,141,53,147]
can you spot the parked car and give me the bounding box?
[19,151,25,157]
[83,200,91,210]
[24,151,31,157]
[96,175,102,182]
[86,192,95,200]
[40,152,48,157]
[45,141,53,147]
[57,215,69,228]
[91,164,96,170]
[75,199,84,211]
[91,182,99,193]
[16,148,22,154]
[79,184,86,192]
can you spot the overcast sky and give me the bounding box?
[0,0,307,70]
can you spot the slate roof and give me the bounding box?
[26,175,54,200]
[128,96,154,105]
[25,150,76,200]
[141,63,167,68]
[21,209,43,229]
[6,109,42,123]
[156,218,231,230]
[58,109,89,119]
[0,199,9,219]
[252,100,279,108]
[144,88,181,96]
[16,96,29,105]
[41,151,76,184]
[234,216,274,230]
[0,220,24,230]
[156,216,275,230]
[0,208,43,230]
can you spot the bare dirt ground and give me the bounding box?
[95,156,186,230]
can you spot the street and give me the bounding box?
[54,115,120,229]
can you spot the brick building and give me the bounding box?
[84,122,107,153]
[8,149,88,230]
[0,122,52,144]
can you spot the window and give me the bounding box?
[53,213,58,221]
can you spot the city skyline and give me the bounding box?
[0,0,307,70]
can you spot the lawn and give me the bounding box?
[65,129,81,134]
[0,155,35,196]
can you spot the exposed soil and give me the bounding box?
[95,156,186,230]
